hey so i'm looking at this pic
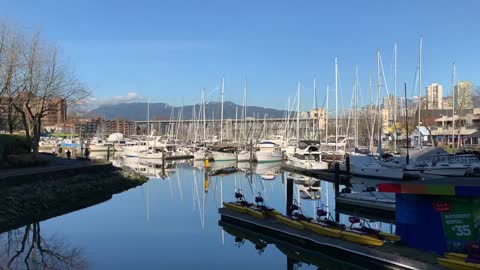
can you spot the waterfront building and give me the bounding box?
[454,81,473,110]
[0,94,67,132]
[309,108,326,133]
[74,118,136,138]
[426,83,443,110]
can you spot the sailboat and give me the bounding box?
[238,78,254,162]
[349,49,405,180]
[194,89,209,161]
[211,78,239,162]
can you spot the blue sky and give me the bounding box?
[1,0,479,110]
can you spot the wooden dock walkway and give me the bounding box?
[219,208,444,270]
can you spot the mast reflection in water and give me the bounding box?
[0,159,395,269]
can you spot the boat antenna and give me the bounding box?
[404,82,409,164]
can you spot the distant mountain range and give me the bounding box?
[86,101,288,121]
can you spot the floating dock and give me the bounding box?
[219,208,444,270]
[281,164,350,184]
[165,155,194,161]
[336,193,396,223]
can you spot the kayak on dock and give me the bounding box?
[437,257,480,270]
[274,214,304,230]
[246,193,281,219]
[347,216,401,242]
[438,246,480,270]
[222,190,253,214]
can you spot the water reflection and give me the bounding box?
[0,158,398,269]
[255,161,282,180]
[220,221,369,270]
[0,223,87,270]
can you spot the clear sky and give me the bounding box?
[1,0,479,110]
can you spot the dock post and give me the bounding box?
[345,154,350,174]
[287,257,294,270]
[107,146,110,161]
[162,149,166,177]
[334,163,340,198]
[334,163,340,223]
[286,177,293,216]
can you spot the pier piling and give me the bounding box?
[334,163,340,198]
[286,177,293,216]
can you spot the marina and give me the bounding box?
[1,2,480,269]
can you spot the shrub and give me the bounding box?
[0,134,32,161]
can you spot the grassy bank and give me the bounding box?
[0,167,147,233]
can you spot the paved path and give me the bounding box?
[0,154,102,179]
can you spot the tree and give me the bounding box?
[0,22,90,155]
[0,222,87,269]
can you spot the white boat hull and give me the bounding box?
[211,151,238,162]
[193,150,207,161]
[138,152,163,159]
[89,145,112,152]
[237,151,253,162]
[256,151,283,163]
[350,155,404,180]
[404,167,469,177]
[124,148,140,157]
[289,158,329,170]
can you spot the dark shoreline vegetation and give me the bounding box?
[0,164,147,234]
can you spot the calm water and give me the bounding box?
[0,157,395,270]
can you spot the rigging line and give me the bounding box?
[379,52,393,109]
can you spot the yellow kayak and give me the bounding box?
[266,208,282,217]
[275,214,304,230]
[378,231,401,242]
[246,207,266,219]
[438,257,480,270]
[299,220,342,238]
[223,202,248,213]
[445,253,469,261]
[340,230,384,246]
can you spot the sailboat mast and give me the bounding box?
[243,77,247,142]
[235,106,238,142]
[202,88,206,143]
[296,82,300,142]
[452,63,456,146]
[369,74,374,152]
[313,77,317,140]
[377,49,382,155]
[354,65,359,149]
[325,84,329,143]
[147,97,150,135]
[220,78,224,143]
[417,35,422,147]
[394,42,397,152]
[335,57,338,152]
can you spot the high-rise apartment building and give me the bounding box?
[454,81,473,110]
[426,83,443,110]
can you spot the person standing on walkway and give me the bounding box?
[84,147,90,160]
[51,146,56,156]
[66,148,71,159]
